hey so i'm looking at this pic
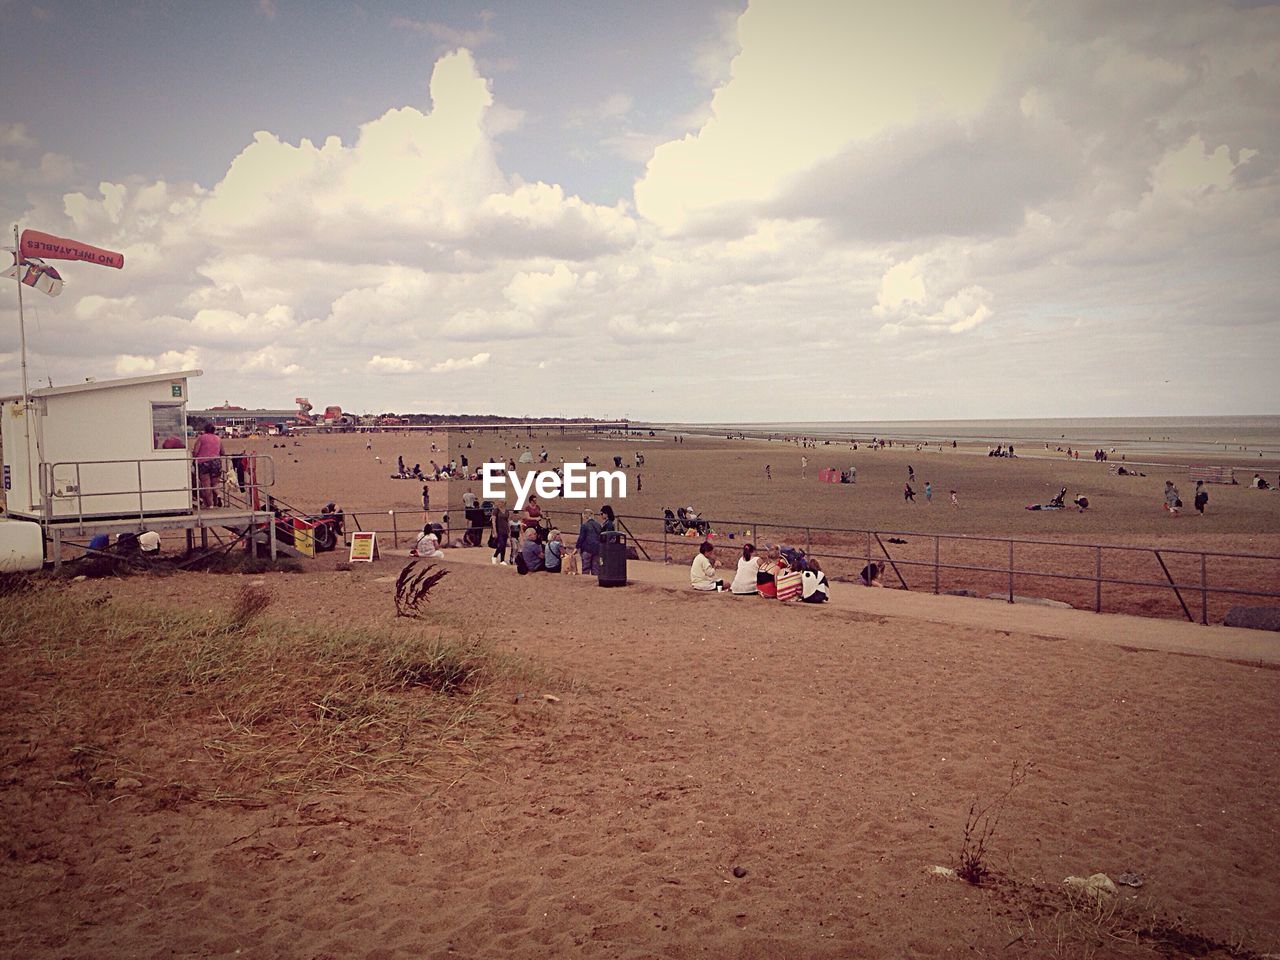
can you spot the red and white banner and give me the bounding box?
[19,229,124,269]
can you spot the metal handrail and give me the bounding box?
[38,454,276,528]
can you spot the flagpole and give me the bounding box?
[14,224,28,404]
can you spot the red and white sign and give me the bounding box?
[19,229,124,270]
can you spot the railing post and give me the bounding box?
[1095,546,1102,613]
[934,536,940,594]
[138,460,145,523]
[1008,540,1014,603]
[1200,553,1208,625]
[663,525,668,564]
[390,509,398,547]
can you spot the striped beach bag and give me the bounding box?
[775,570,803,602]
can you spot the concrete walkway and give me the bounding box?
[391,547,1280,666]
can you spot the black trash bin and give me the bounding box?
[598,532,628,587]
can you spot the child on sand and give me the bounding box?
[950,489,959,508]
[904,482,915,502]
[1164,481,1182,517]
[924,481,932,503]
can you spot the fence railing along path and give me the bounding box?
[334,506,1280,627]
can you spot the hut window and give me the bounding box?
[151,402,186,450]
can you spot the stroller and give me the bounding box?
[665,507,710,536]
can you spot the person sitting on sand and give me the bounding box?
[729,543,764,595]
[412,525,444,558]
[690,541,724,592]
[801,559,830,603]
[544,530,564,573]
[516,526,544,574]
[756,545,787,598]
[1073,495,1090,512]
[859,562,885,587]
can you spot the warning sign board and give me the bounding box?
[348,531,379,563]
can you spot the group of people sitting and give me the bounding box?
[690,541,830,603]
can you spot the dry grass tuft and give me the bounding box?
[956,760,1029,885]
[1,586,532,802]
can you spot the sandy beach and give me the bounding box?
[1,425,1278,957]
[3,554,1279,958]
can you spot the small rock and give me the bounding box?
[1114,872,1144,888]
[1063,873,1117,898]
[542,694,561,703]
[114,777,142,790]
[928,865,958,880]
[72,575,87,583]
[732,866,747,878]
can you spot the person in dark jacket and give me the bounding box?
[1194,480,1209,514]
[576,508,602,575]
[599,504,617,538]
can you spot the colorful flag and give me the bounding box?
[19,229,124,269]
[3,249,64,297]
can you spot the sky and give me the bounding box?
[1,0,1278,421]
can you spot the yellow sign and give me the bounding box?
[293,522,315,558]
[349,531,379,563]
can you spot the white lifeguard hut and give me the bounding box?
[0,369,277,565]
[2,370,199,520]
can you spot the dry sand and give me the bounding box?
[4,427,1280,957]
[3,561,1279,958]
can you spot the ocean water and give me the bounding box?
[682,416,1280,455]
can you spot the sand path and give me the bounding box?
[407,547,1280,666]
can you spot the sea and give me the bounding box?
[667,416,1280,457]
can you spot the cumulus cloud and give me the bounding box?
[4,1,1279,420]
[114,348,201,377]
[634,0,1019,233]
[367,355,420,374]
[431,352,491,373]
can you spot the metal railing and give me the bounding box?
[38,454,276,530]
[516,508,1276,625]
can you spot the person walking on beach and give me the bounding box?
[801,455,808,479]
[765,464,771,480]
[950,489,959,509]
[491,503,510,565]
[903,482,915,503]
[1164,480,1182,517]
[1194,481,1209,515]
[924,481,932,504]
[422,484,430,513]
[907,465,915,484]
[576,508,602,575]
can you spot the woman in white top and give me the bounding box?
[690,541,724,591]
[730,543,763,595]
[413,525,444,558]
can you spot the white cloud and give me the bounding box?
[634,0,1019,232]
[367,355,420,373]
[431,352,491,373]
[114,347,201,377]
